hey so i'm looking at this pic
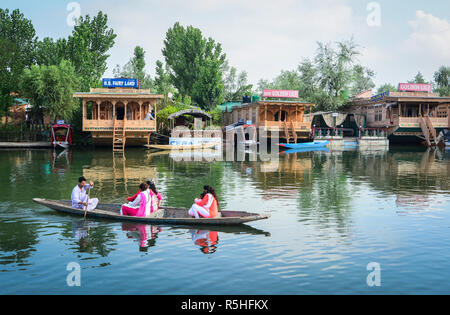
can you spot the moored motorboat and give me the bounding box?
[282,147,330,154]
[278,140,330,150]
[32,198,270,226]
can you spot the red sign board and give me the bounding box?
[263,89,299,98]
[398,83,432,92]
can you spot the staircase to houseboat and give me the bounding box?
[113,120,126,151]
[419,115,437,147]
[284,121,297,144]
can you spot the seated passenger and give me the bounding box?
[71,176,98,211]
[147,180,162,214]
[188,185,219,219]
[121,183,150,217]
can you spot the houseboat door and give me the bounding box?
[116,106,125,120]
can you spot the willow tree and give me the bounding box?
[376,83,397,95]
[314,38,360,110]
[113,46,153,89]
[434,66,450,96]
[222,60,253,102]
[20,60,79,122]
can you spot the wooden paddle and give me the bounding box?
[83,185,91,219]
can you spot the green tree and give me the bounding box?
[376,83,397,95]
[35,37,67,66]
[297,58,318,102]
[351,65,375,96]
[0,37,15,124]
[314,38,360,110]
[154,59,175,105]
[408,71,427,84]
[63,11,116,91]
[222,60,253,102]
[162,22,226,109]
[113,46,153,89]
[20,60,79,122]
[433,66,450,96]
[0,8,37,123]
[257,39,371,111]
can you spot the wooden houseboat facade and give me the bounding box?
[222,100,315,142]
[73,88,163,150]
[350,91,450,146]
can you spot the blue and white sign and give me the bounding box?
[169,137,221,148]
[371,91,390,101]
[102,78,138,89]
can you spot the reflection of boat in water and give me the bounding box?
[51,149,72,174]
[278,140,330,150]
[33,199,270,226]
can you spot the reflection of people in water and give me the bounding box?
[190,230,218,254]
[122,223,161,252]
[72,220,98,252]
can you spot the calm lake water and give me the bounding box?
[0,146,449,294]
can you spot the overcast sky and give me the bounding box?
[3,0,449,90]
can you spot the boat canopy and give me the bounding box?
[52,124,71,130]
[168,108,212,120]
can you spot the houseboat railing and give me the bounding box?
[359,128,388,138]
[312,127,345,138]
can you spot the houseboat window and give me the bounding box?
[437,107,448,117]
[375,108,383,121]
[274,110,287,122]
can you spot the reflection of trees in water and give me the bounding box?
[0,220,39,268]
[151,154,226,209]
[0,150,48,269]
[297,153,353,233]
[229,152,353,232]
[229,152,315,196]
[60,220,118,257]
[343,149,449,196]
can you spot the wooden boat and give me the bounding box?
[145,142,219,151]
[51,123,73,149]
[33,198,270,226]
[278,140,330,150]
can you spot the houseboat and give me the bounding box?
[73,79,163,150]
[222,98,315,143]
[349,86,450,147]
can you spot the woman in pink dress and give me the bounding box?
[121,183,149,217]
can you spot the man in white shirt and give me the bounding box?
[71,176,99,211]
